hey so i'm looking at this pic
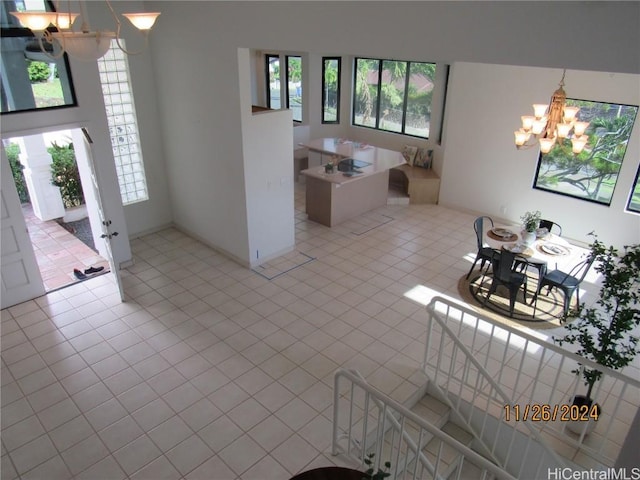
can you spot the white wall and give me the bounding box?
[441,63,640,249]
[1,1,173,267]
[238,48,295,266]
[1,57,135,268]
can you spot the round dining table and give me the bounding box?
[483,225,589,293]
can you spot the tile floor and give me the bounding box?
[22,204,110,292]
[0,184,628,479]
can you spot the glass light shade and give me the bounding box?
[52,31,116,61]
[563,106,580,122]
[532,119,547,135]
[533,104,548,118]
[573,121,590,136]
[521,116,535,131]
[539,137,556,153]
[571,135,588,154]
[53,13,79,29]
[514,129,530,146]
[10,11,58,31]
[556,122,573,138]
[122,12,160,30]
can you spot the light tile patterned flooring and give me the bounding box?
[0,184,615,479]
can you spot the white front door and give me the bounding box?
[76,128,125,302]
[1,147,45,309]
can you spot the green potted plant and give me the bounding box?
[554,234,640,435]
[520,210,541,245]
[362,453,391,480]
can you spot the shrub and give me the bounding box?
[6,143,30,203]
[27,61,50,82]
[50,142,85,208]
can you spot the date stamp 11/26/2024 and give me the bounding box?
[504,403,600,422]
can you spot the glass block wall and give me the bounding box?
[97,41,148,205]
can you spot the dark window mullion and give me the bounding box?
[285,55,291,110]
[400,62,411,134]
[374,59,383,129]
[265,54,278,110]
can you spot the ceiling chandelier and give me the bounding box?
[11,1,160,61]
[514,70,590,154]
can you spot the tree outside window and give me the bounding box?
[353,58,435,139]
[322,57,340,124]
[533,100,638,206]
[266,54,280,110]
[286,55,302,122]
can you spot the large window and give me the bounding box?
[286,55,302,122]
[265,54,302,122]
[266,54,280,110]
[1,0,77,114]
[353,58,435,139]
[97,40,148,205]
[322,57,340,124]
[533,99,638,206]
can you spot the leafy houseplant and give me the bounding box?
[520,210,542,233]
[554,235,640,432]
[520,210,541,245]
[362,453,391,480]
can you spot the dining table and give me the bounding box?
[483,225,590,298]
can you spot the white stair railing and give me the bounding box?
[424,296,640,471]
[332,368,516,480]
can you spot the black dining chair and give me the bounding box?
[533,255,596,318]
[466,216,496,279]
[484,250,529,317]
[539,219,563,236]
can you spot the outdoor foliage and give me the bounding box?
[6,143,30,203]
[554,234,640,400]
[50,142,85,208]
[27,60,50,82]
[534,101,638,205]
[354,58,435,138]
[323,58,340,122]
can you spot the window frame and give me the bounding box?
[351,57,435,139]
[626,163,640,214]
[285,55,302,123]
[532,98,638,207]
[322,56,341,124]
[265,53,280,110]
[1,0,78,115]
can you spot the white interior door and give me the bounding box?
[1,147,45,309]
[77,128,125,301]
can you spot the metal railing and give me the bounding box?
[423,296,640,471]
[332,368,516,480]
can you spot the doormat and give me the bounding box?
[348,213,394,235]
[252,251,315,280]
[457,273,576,330]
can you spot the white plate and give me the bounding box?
[492,228,514,238]
[541,243,568,255]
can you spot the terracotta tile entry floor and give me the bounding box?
[22,204,110,292]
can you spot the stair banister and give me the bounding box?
[332,367,517,480]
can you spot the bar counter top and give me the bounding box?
[300,138,406,183]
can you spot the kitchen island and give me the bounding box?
[300,138,406,227]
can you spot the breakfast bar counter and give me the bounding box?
[300,138,406,227]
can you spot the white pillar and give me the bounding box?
[18,134,65,221]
